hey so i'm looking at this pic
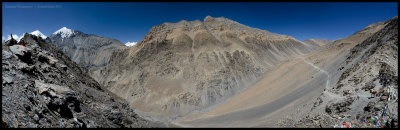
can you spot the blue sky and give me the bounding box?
[2,2,398,44]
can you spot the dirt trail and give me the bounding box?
[301,57,331,94]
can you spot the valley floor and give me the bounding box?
[173,54,330,127]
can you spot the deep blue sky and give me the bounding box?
[2,2,398,44]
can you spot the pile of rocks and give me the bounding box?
[325,97,355,114]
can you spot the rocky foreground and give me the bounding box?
[2,34,166,128]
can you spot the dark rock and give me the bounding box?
[364,102,375,112]
[5,36,18,46]
[325,97,355,114]
[391,118,398,128]
[383,91,389,96]
[325,106,332,114]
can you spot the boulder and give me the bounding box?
[380,96,388,101]
[33,114,39,122]
[38,52,58,65]
[10,45,34,65]
[2,50,15,59]
[383,91,389,96]
[364,102,375,112]
[16,62,35,73]
[3,76,14,84]
[9,45,30,56]
[374,103,385,111]
[34,80,73,98]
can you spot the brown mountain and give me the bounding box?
[90,16,318,121]
[303,39,332,50]
[172,16,397,127]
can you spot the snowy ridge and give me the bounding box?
[30,30,47,39]
[54,27,75,39]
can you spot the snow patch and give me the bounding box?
[125,41,137,47]
[30,30,47,39]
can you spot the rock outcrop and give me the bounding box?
[2,34,165,128]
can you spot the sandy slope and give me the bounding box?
[173,55,329,127]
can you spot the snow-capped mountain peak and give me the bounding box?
[5,34,23,42]
[125,41,137,47]
[30,30,47,39]
[54,27,75,38]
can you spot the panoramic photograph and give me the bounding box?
[1,2,398,128]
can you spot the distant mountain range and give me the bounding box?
[47,27,128,73]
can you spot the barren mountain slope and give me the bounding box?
[91,16,316,121]
[305,19,389,71]
[2,34,165,128]
[303,39,333,50]
[173,56,329,127]
[49,28,127,73]
[173,16,397,127]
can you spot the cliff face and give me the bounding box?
[2,34,164,128]
[90,16,316,121]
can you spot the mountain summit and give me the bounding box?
[53,27,75,39]
[30,30,47,39]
